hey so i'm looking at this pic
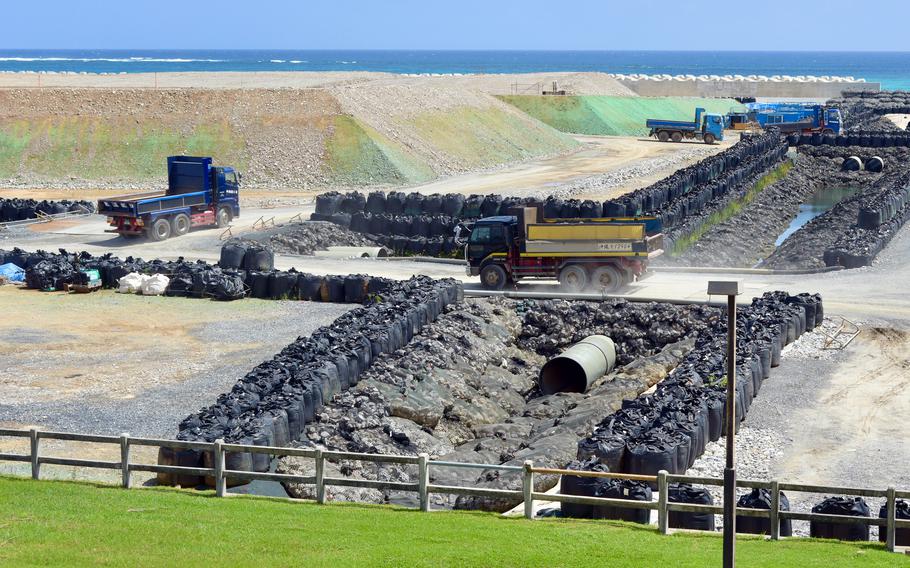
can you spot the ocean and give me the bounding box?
[2,49,909,89]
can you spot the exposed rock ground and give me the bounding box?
[278,297,715,510]
[235,221,380,256]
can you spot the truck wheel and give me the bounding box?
[558,264,588,292]
[671,131,683,143]
[703,133,716,145]
[591,265,624,293]
[657,131,670,143]
[172,213,191,237]
[480,264,508,290]
[216,207,232,228]
[149,217,171,241]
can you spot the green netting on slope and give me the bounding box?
[499,96,746,136]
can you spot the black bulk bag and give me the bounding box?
[404,192,424,215]
[268,271,297,300]
[340,192,366,214]
[668,483,715,531]
[442,193,465,217]
[592,479,653,524]
[297,274,324,301]
[321,275,346,303]
[560,459,610,519]
[480,194,503,218]
[576,432,626,473]
[736,488,792,536]
[242,246,274,271]
[878,500,910,546]
[219,242,247,269]
[249,271,271,299]
[315,192,343,216]
[423,193,443,215]
[385,191,406,214]
[343,275,369,303]
[810,497,870,541]
[365,191,387,214]
[211,274,246,301]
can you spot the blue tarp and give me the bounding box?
[0,262,25,282]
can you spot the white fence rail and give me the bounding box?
[1,428,907,553]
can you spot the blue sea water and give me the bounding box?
[1,49,909,89]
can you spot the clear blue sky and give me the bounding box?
[4,0,906,51]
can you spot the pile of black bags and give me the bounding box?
[824,172,910,268]
[736,488,792,536]
[561,291,823,519]
[810,496,871,541]
[159,275,463,486]
[308,131,788,256]
[0,198,95,222]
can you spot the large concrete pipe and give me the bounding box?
[539,335,617,395]
[313,246,390,258]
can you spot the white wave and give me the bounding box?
[270,59,286,63]
[0,56,224,63]
[289,60,305,64]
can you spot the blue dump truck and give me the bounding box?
[646,107,726,145]
[728,103,843,134]
[97,156,240,241]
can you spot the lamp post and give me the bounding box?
[708,279,743,568]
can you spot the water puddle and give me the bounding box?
[774,185,860,246]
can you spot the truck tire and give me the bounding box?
[657,131,670,143]
[558,264,588,292]
[591,265,624,293]
[216,206,232,228]
[149,217,171,241]
[671,131,683,143]
[480,264,508,290]
[171,213,190,237]
[703,133,716,145]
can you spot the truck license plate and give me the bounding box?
[598,242,632,252]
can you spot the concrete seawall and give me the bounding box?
[620,79,881,99]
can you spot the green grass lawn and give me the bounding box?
[0,476,903,567]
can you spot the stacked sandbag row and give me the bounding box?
[604,130,789,232]
[563,292,823,525]
[159,275,464,487]
[833,91,910,130]
[788,130,910,148]
[824,173,910,268]
[2,246,401,305]
[809,495,910,544]
[0,198,95,223]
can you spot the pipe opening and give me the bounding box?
[540,357,589,395]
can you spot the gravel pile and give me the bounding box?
[236,221,380,256]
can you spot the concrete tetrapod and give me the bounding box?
[538,335,616,395]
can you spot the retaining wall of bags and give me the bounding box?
[308,131,788,256]
[822,173,910,268]
[562,292,823,522]
[161,275,463,487]
[787,130,910,148]
[0,198,95,222]
[2,246,391,303]
[833,90,910,131]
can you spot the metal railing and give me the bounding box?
[1,427,907,553]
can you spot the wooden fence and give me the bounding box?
[1,427,907,553]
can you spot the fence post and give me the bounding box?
[315,449,325,504]
[214,439,226,498]
[522,460,534,520]
[886,486,896,552]
[29,428,40,480]
[658,470,669,535]
[120,433,131,489]
[418,453,429,512]
[770,481,781,540]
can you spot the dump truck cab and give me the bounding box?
[466,215,516,277]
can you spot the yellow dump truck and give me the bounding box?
[465,207,664,292]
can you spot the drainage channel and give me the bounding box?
[773,185,860,247]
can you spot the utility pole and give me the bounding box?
[708,279,743,568]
